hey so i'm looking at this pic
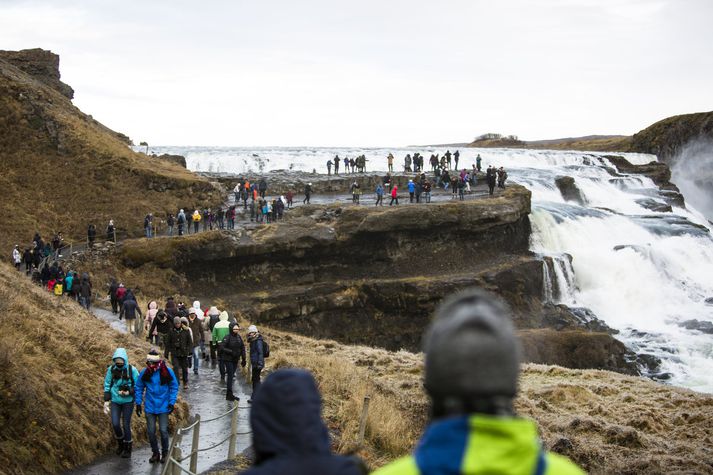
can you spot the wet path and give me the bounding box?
[66,308,252,475]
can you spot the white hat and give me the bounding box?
[188,307,197,315]
[208,306,219,316]
[247,325,258,334]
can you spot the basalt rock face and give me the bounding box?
[121,185,638,374]
[629,111,713,162]
[554,176,586,205]
[154,153,187,168]
[604,155,685,208]
[0,48,74,99]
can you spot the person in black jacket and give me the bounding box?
[149,310,172,350]
[247,325,264,400]
[243,369,366,475]
[220,323,246,401]
[164,317,193,388]
[79,273,92,310]
[108,278,119,314]
[120,295,142,335]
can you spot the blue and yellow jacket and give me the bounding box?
[372,415,584,475]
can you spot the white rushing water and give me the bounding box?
[150,145,713,393]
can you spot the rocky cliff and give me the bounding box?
[117,186,638,373]
[0,48,75,99]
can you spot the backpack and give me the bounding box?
[262,338,270,358]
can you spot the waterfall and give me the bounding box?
[542,259,553,303]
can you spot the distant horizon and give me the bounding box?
[4,0,711,146]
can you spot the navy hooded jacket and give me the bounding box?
[242,369,365,475]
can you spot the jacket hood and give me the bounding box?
[149,301,158,310]
[112,347,129,367]
[208,306,220,316]
[193,301,201,311]
[251,369,330,462]
[219,311,229,322]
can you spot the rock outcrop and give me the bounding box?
[0,48,74,99]
[603,155,685,209]
[118,185,638,374]
[554,176,586,205]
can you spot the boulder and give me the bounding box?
[635,198,672,213]
[555,176,586,205]
[679,319,713,334]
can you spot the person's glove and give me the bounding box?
[135,405,143,417]
[103,401,111,415]
[167,404,174,414]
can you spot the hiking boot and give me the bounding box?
[149,452,160,464]
[121,442,132,458]
[226,390,233,401]
[115,439,124,456]
[160,452,168,464]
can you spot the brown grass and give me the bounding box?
[0,261,190,475]
[242,326,713,474]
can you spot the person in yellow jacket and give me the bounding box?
[372,289,584,475]
[191,209,202,233]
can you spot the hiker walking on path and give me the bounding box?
[103,347,139,459]
[119,291,142,335]
[372,289,584,475]
[303,183,313,204]
[79,273,92,310]
[486,166,497,195]
[149,310,172,350]
[187,308,204,375]
[212,310,231,380]
[205,306,221,362]
[220,322,246,401]
[375,183,384,206]
[135,349,179,465]
[242,369,367,475]
[192,210,202,233]
[164,317,193,388]
[247,325,265,402]
[389,185,399,206]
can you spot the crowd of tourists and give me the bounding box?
[104,294,268,463]
[102,288,583,474]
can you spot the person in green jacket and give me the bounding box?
[212,311,232,381]
[372,289,584,475]
[103,347,140,458]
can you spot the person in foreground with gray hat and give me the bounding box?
[373,288,584,475]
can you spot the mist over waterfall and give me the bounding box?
[156,145,713,393]
[670,138,713,223]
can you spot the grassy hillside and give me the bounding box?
[468,134,632,152]
[0,49,222,252]
[255,327,713,474]
[629,111,713,161]
[0,261,189,474]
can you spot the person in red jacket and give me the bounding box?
[390,185,399,206]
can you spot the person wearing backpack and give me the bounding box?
[247,325,267,402]
[103,347,140,458]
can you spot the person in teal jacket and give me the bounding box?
[372,289,584,475]
[135,348,179,464]
[103,347,140,458]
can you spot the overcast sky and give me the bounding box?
[1,0,712,146]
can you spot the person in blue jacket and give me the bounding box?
[135,348,179,464]
[103,348,140,458]
[407,179,416,203]
[242,369,366,475]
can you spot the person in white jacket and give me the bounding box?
[12,245,21,271]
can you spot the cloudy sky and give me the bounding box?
[1,0,711,146]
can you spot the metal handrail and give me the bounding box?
[161,400,250,475]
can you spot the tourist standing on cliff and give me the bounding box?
[454,150,460,170]
[164,317,193,389]
[326,159,332,175]
[390,185,399,206]
[334,155,340,174]
[476,154,482,172]
[423,180,432,203]
[497,166,508,188]
[375,183,384,206]
[286,190,294,208]
[135,348,179,465]
[372,289,584,475]
[103,347,139,459]
[304,183,313,204]
[191,210,201,233]
[387,153,394,172]
[351,181,361,204]
[486,166,497,195]
[247,325,265,402]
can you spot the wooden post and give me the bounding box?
[190,415,200,474]
[357,396,371,447]
[170,432,183,475]
[228,400,238,459]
